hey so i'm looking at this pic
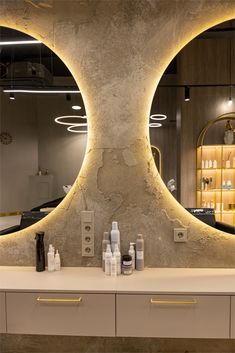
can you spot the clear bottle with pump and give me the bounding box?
[47,244,55,272]
[102,232,110,271]
[113,243,121,275]
[111,221,120,252]
[128,244,135,270]
[136,234,144,271]
[105,244,112,276]
[54,250,61,271]
[111,255,117,277]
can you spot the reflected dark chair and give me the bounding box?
[0,211,49,235]
[186,208,235,234]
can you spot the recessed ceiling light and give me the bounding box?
[150,114,167,121]
[72,105,82,110]
[149,123,162,128]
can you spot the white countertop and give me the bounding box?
[1,267,235,294]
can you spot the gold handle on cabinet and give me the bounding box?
[150,298,197,305]
[36,297,82,303]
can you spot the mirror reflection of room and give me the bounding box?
[0,27,87,233]
[150,19,235,232]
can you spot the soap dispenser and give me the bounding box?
[35,232,45,272]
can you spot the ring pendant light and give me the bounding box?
[149,122,162,128]
[150,114,167,121]
[55,115,87,126]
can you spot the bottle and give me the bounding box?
[208,160,212,168]
[110,221,120,252]
[205,160,209,169]
[47,244,55,272]
[128,244,135,270]
[102,232,110,271]
[35,232,45,272]
[113,243,121,275]
[201,160,205,169]
[105,244,112,276]
[136,234,144,271]
[122,255,133,275]
[233,157,235,168]
[213,160,217,169]
[111,255,117,277]
[54,250,61,271]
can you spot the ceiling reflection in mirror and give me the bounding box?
[150,19,235,233]
[0,27,87,234]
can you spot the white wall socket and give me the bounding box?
[81,211,94,257]
[174,228,188,242]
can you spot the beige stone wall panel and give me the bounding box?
[0,0,235,267]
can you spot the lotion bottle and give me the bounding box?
[54,250,61,271]
[111,255,117,277]
[47,244,55,272]
[102,232,110,271]
[136,234,144,271]
[128,244,135,270]
[113,243,121,275]
[105,244,112,276]
[111,221,120,252]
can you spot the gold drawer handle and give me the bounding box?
[37,297,82,303]
[150,298,197,305]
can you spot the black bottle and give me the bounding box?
[35,231,45,272]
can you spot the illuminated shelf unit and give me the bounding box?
[197,145,235,227]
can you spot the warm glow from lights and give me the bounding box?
[150,114,167,120]
[228,97,233,105]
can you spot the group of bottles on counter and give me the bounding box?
[102,221,144,276]
[35,232,61,272]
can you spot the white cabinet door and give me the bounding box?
[7,292,115,336]
[0,292,6,333]
[116,294,230,338]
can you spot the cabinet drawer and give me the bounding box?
[116,294,230,338]
[6,292,115,336]
[0,292,6,333]
[229,296,235,338]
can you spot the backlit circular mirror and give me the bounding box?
[150,19,235,234]
[0,27,87,235]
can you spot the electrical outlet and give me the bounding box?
[174,228,187,242]
[81,211,94,257]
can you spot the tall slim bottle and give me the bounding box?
[35,231,45,272]
[136,234,144,271]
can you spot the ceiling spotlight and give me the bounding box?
[66,94,71,101]
[9,93,15,100]
[149,122,162,128]
[72,105,82,110]
[184,86,190,101]
[150,114,167,121]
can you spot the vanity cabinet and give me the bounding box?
[0,292,6,333]
[116,294,230,338]
[6,292,115,336]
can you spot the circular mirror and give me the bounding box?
[150,19,235,234]
[0,27,87,234]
